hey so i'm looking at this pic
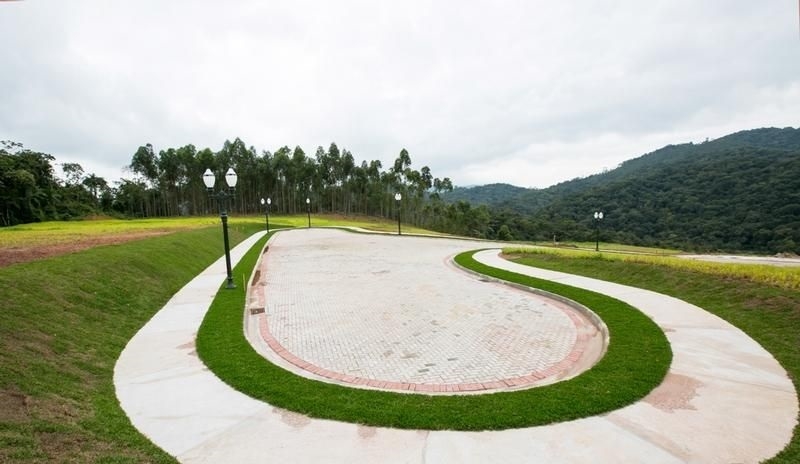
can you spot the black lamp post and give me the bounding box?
[204,168,237,289]
[306,197,311,228]
[260,197,271,233]
[394,192,402,235]
[593,211,604,252]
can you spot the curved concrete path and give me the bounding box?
[114,229,797,463]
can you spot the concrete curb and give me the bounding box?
[451,250,610,361]
[114,229,798,463]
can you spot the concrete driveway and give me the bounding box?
[114,228,797,463]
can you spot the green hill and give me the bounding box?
[445,183,530,206]
[443,127,800,253]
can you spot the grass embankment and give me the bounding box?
[0,222,266,463]
[506,251,800,464]
[506,247,800,290]
[0,218,219,247]
[0,215,438,249]
[272,213,439,235]
[531,242,682,255]
[197,239,671,430]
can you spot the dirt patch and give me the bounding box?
[357,425,377,439]
[273,407,311,429]
[0,388,86,424]
[0,231,174,268]
[31,396,85,425]
[0,389,31,422]
[36,431,92,461]
[36,429,148,463]
[644,373,703,412]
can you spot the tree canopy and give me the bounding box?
[0,139,481,237]
[0,141,98,225]
[4,127,799,254]
[443,127,800,253]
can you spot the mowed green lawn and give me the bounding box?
[506,252,800,464]
[0,214,435,248]
[0,221,272,463]
[0,215,434,462]
[530,241,683,255]
[505,247,800,290]
[197,239,671,430]
[1,217,798,462]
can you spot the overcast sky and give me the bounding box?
[1,1,798,188]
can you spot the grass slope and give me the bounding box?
[509,253,800,464]
[197,238,671,430]
[0,223,264,463]
[0,215,437,248]
[266,214,439,235]
[505,247,800,290]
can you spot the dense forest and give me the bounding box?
[0,139,499,236]
[120,139,462,226]
[3,127,799,254]
[444,127,800,253]
[0,140,107,225]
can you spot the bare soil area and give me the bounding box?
[0,231,173,268]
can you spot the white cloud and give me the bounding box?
[1,0,798,188]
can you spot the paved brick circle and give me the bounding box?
[251,229,605,393]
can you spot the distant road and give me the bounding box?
[678,254,800,267]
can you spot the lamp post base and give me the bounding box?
[595,224,600,252]
[221,212,236,289]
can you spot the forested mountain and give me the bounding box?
[445,183,529,206]
[443,127,800,253]
[3,127,799,253]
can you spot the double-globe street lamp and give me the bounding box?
[203,167,238,289]
[394,192,402,235]
[593,211,604,252]
[260,197,271,233]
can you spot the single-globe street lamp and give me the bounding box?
[306,197,311,228]
[593,211,604,252]
[260,197,271,233]
[394,192,402,235]
[204,168,238,289]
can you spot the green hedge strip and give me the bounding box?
[196,235,671,430]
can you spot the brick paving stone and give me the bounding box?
[257,228,601,392]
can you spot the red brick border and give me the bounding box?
[248,251,596,394]
[257,312,592,393]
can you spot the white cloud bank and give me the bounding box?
[1,1,798,187]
